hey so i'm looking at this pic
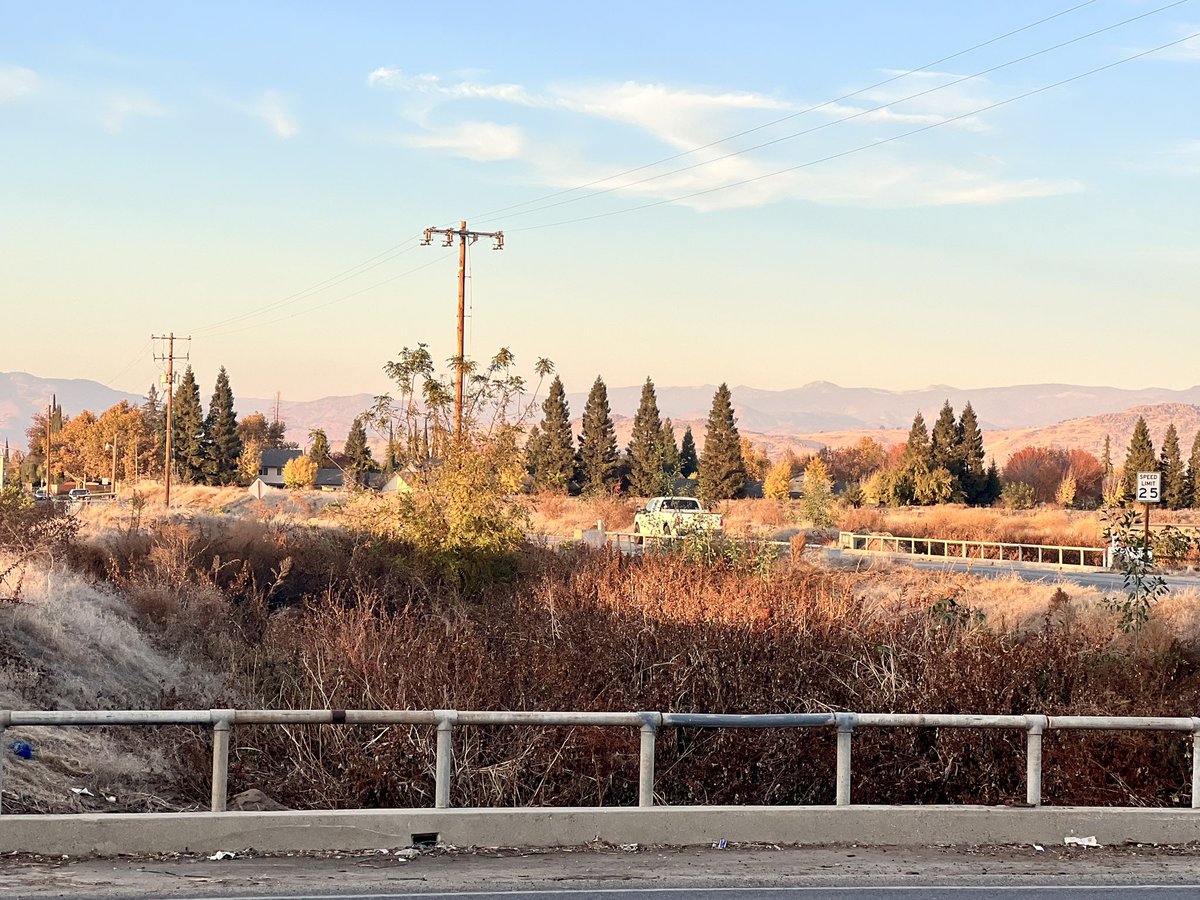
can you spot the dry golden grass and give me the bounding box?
[526,494,638,535]
[839,505,1105,548]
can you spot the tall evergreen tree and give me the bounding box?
[904,412,933,468]
[698,383,746,502]
[203,366,242,485]
[171,366,206,484]
[983,459,1002,506]
[1101,435,1113,478]
[660,419,681,487]
[930,400,964,497]
[1160,423,1186,510]
[141,384,166,477]
[679,427,699,477]
[958,403,987,504]
[342,416,373,487]
[627,377,666,496]
[1188,431,1200,509]
[532,375,575,494]
[577,376,619,495]
[1122,416,1157,499]
[308,427,332,468]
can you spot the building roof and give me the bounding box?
[261,448,303,467]
[314,467,344,487]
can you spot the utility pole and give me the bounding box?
[45,403,52,495]
[422,221,504,440]
[152,333,191,507]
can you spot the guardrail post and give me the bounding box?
[1192,718,1200,809]
[0,710,9,815]
[834,712,855,806]
[210,710,235,812]
[434,710,457,809]
[638,714,660,807]
[1025,715,1046,807]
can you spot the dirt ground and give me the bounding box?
[6,842,1200,897]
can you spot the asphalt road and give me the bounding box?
[9,846,1200,900]
[831,549,1200,592]
[29,887,1200,900]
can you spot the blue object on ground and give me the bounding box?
[7,740,34,760]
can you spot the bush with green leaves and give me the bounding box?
[999,482,1036,510]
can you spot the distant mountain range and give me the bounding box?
[3,371,1200,466]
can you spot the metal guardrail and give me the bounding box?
[4,708,1200,815]
[839,531,1109,568]
[607,532,791,553]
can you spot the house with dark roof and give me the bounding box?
[258,448,303,487]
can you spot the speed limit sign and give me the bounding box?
[1136,472,1161,504]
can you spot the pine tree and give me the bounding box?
[171,366,206,484]
[1188,431,1200,509]
[904,412,932,468]
[983,459,1002,506]
[679,427,699,477]
[532,375,575,494]
[308,428,332,468]
[1122,416,1157,499]
[343,416,373,487]
[203,366,242,485]
[958,403,986,504]
[659,419,681,487]
[627,377,666,496]
[698,383,745,502]
[1101,435,1113,478]
[142,384,166,477]
[930,400,963,494]
[1160,423,1186,510]
[577,376,619,495]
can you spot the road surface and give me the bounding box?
[8,844,1200,899]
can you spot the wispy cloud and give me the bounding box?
[406,121,524,161]
[251,90,298,139]
[366,66,1077,210]
[100,94,166,133]
[0,65,38,102]
[1155,24,1200,61]
[368,67,544,106]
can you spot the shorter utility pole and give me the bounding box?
[152,333,190,507]
[45,403,52,495]
[422,221,504,440]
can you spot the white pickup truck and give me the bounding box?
[633,496,723,539]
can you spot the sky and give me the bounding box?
[2,1,1199,404]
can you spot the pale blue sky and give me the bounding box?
[2,1,1198,403]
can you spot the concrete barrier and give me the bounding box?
[3,806,1200,856]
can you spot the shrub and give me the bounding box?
[1000,482,1036,510]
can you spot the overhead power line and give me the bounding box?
[511,28,1200,234]
[467,0,1106,225]
[490,0,1190,226]
[205,255,454,338]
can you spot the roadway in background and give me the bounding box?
[8,844,1200,899]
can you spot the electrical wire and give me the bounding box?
[511,29,1200,234]
[178,1,1114,342]
[465,0,1106,225]
[191,234,426,336]
[102,338,153,390]
[487,0,1190,226]
[205,254,454,338]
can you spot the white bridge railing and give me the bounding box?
[3,708,1198,815]
[839,531,1109,569]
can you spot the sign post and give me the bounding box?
[1136,472,1161,548]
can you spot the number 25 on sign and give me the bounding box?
[1136,472,1161,504]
